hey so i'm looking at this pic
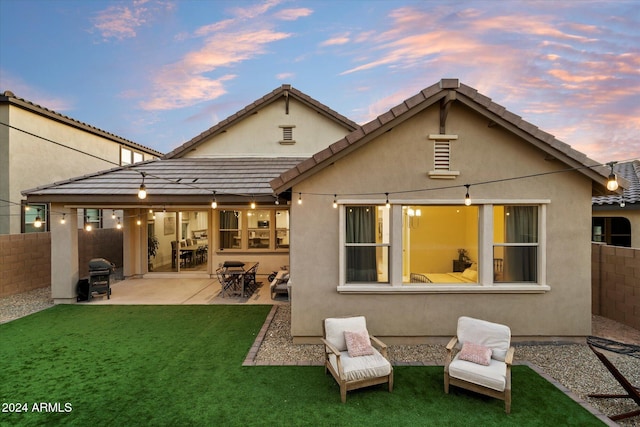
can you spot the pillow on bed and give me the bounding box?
[459,342,492,365]
[344,330,374,357]
[462,268,478,281]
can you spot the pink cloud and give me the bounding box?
[274,8,313,21]
[320,33,351,47]
[92,0,174,41]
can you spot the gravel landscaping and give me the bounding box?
[2,288,638,425]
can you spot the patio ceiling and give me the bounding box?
[22,157,307,206]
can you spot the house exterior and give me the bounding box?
[270,79,624,343]
[0,90,162,235]
[22,85,359,303]
[592,160,640,248]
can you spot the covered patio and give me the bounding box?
[83,276,289,306]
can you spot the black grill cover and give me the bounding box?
[89,258,115,271]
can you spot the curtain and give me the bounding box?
[346,206,377,282]
[220,211,239,248]
[504,206,537,282]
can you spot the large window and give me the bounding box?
[219,209,289,251]
[402,205,478,284]
[345,205,389,283]
[493,206,538,283]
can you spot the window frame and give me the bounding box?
[217,208,290,253]
[337,200,549,294]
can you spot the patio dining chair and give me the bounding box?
[215,267,240,298]
[444,316,514,413]
[322,315,393,403]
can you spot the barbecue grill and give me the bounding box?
[87,258,114,301]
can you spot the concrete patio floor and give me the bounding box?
[85,276,287,305]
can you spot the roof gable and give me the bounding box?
[271,79,620,195]
[164,85,359,159]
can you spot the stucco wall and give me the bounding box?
[183,97,352,158]
[289,101,594,341]
[592,243,640,330]
[592,209,640,248]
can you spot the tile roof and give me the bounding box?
[163,84,360,159]
[270,79,620,196]
[22,157,307,205]
[0,91,163,157]
[592,160,640,206]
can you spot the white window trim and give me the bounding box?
[337,200,550,294]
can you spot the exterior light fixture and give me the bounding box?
[297,193,302,205]
[333,195,338,209]
[85,223,92,231]
[111,210,116,219]
[620,197,625,208]
[60,214,66,225]
[136,218,142,226]
[211,191,217,209]
[138,172,147,199]
[250,200,256,209]
[606,162,619,191]
[464,184,471,206]
[116,217,122,229]
[385,193,390,209]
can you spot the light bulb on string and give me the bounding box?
[33,209,42,228]
[116,217,122,229]
[333,195,338,209]
[297,193,302,205]
[211,191,217,209]
[385,193,390,209]
[60,214,66,225]
[111,210,116,219]
[606,162,619,191]
[138,172,147,199]
[85,223,92,232]
[464,184,471,206]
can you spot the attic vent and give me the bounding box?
[427,134,460,179]
[279,125,296,145]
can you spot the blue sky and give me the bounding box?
[1,0,638,164]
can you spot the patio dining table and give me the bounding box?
[221,261,257,297]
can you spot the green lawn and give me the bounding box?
[0,305,603,426]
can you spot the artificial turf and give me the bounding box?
[0,305,604,426]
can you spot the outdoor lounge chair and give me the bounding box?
[322,316,393,403]
[444,316,514,413]
[270,270,290,300]
[587,343,640,421]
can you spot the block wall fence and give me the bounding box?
[0,229,123,298]
[591,243,640,331]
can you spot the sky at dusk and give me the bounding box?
[1,0,638,164]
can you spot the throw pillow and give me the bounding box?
[344,330,374,357]
[459,342,492,366]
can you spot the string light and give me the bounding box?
[620,197,625,208]
[85,223,92,231]
[606,161,619,191]
[385,193,390,208]
[138,172,147,199]
[333,195,338,209]
[116,217,122,229]
[464,184,471,206]
[250,199,256,209]
[111,210,116,219]
[60,214,66,225]
[33,209,42,228]
[136,217,142,226]
[211,191,217,209]
[297,193,302,205]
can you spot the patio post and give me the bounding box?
[50,204,79,303]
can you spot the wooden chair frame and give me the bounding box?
[444,335,515,414]
[321,316,393,403]
[587,343,640,421]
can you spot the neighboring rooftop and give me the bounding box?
[0,90,163,157]
[592,160,640,207]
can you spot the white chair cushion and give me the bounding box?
[325,316,368,352]
[329,347,392,382]
[457,316,511,361]
[449,353,507,391]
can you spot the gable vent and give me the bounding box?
[428,134,459,179]
[279,125,296,145]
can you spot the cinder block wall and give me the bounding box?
[0,233,51,298]
[0,230,123,298]
[78,228,123,278]
[592,243,640,331]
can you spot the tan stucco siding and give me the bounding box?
[290,102,593,340]
[183,97,353,158]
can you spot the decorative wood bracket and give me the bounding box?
[284,90,289,115]
[439,91,457,134]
